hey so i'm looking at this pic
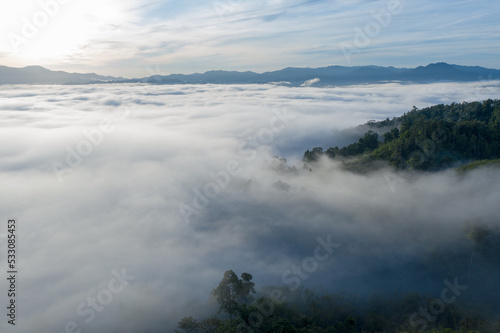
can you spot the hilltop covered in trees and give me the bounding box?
[177,224,500,332]
[175,253,500,332]
[303,100,500,172]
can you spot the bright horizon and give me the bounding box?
[1,0,499,77]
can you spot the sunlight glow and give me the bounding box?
[2,0,136,64]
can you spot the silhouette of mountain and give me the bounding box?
[399,62,478,82]
[0,65,122,84]
[1,63,499,86]
[129,63,500,86]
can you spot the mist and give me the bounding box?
[0,81,499,332]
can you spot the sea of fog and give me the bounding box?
[0,81,499,332]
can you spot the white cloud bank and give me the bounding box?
[0,81,499,332]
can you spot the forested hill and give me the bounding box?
[303,99,500,171]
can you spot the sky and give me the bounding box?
[1,2,500,332]
[0,81,499,332]
[0,0,499,77]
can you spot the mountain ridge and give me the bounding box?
[1,63,499,86]
[0,65,122,85]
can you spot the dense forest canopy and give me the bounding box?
[175,261,500,333]
[303,100,500,172]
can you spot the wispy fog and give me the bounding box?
[0,81,499,332]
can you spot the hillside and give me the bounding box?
[0,65,122,84]
[131,62,500,87]
[1,63,500,86]
[303,100,500,172]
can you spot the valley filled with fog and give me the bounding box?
[1,81,499,332]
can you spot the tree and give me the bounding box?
[239,272,256,302]
[326,147,339,158]
[303,147,324,162]
[383,131,394,143]
[391,127,400,139]
[271,318,297,333]
[212,270,239,318]
[360,130,379,151]
[176,316,199,333]
[466,221,491,244]
[198,317,221,333]
[384,128,400,142]
[212,270,256,318]
[465,219,491,279]
[303,100,500,171]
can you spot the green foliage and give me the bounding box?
[337,130,380,157]
[271,318,297,333]
[214,319,240,333]
[304,100,500,172]
[466,224,491,244]
[456,159,500,173]
[199,317,222,333]
[176,316,199,333]
[425,328,479,333]
[179,262,500,333]
[303,147,324,162]
[212,270,256,318]
[383,127,400,143]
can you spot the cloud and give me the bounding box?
[301,78,320,87]
[1,0,499,76]
[0,81,499,332]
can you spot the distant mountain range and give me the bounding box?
[0,65,122,85]
[1,63,499,86]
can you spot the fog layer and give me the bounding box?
[0,81,499,332]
